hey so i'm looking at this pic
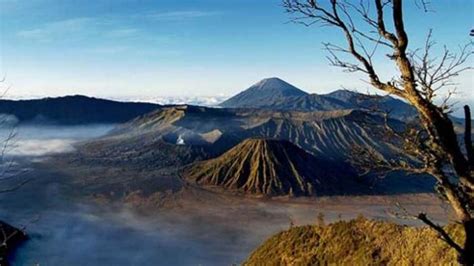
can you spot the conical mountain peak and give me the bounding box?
[220,77,308,108]
[253,77,294,89]
[183,138,344,197]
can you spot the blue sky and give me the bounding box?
[0,0,472,109]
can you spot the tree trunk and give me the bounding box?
[415,102,474,190]
[460,219,474,265]
[465,105,474,167]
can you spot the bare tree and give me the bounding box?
[0,79,30,265]
[283,0,473,264]
[0,79,29,193]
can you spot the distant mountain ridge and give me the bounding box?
[325,90,418,121]
[220,78,417,121]
[0,95,160,125]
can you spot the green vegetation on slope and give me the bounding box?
[245,217,463,265]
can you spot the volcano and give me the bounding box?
[220,77,308,108]
[184,138,352,197]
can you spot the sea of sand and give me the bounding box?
[0,125,452,265]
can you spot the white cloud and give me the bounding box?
[109,95,229,106]
[16,17,101,41]
[87,46,130,55]
[15,9,219,42]
[9,139,76,156]
[145,10,220,21]
[16,28,46,39]
[105,28,140,38]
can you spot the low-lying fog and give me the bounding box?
[0,124,450,265]
[0,124,276,265]
[2,124,115,157]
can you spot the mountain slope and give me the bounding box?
[220,77,308,108]
[241,109,403,161]
[0,95,160,125]
[76,105,435,195]
[245,217,461,265]
[105,105,404,162]
[221,79,417,121]
[184,138,353,196]
[258,93,350,111]
[324,90,418,120]
[266,90,418,121]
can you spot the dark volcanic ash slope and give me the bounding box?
[241,109,402,161]
[77,105,404,169]
[74,106,233,170]
[184,138,355,197]
[70,105,435,196]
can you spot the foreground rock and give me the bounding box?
[184,138,358,197]
[0,221,27,266]
[245,217,462,265]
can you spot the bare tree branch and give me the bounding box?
[0,178,31,194]
[283,0,474,263]
[417,213,464,254]
[388,202,463,254]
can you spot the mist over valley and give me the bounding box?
[0,77,459,264]
[1,1,472,262]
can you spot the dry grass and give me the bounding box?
[245,216,463,265]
